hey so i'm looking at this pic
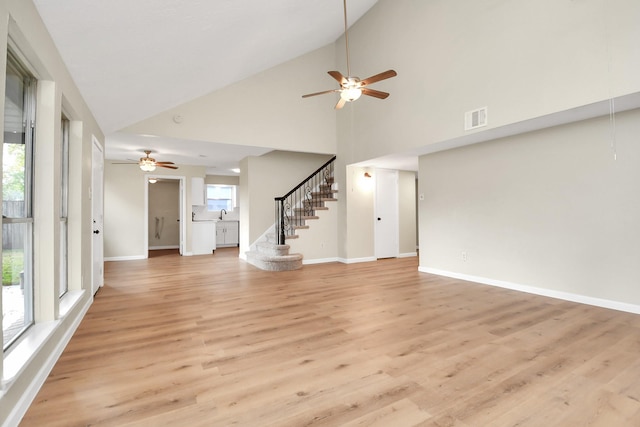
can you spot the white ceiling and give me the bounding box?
[33,0,381,175]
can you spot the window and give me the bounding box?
[59,116,69,297]
[206,185,236,212]
[2,50,36,350]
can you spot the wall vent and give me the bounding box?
[464,107,488,130]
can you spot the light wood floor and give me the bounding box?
[21,248,640,426]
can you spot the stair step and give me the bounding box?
[285,235,299,240]
[297,215,319,220]
[246,251,303,271]
[293,225,309,230]
[311,196,338,203]
[256,241,291,256]
[311,197,337,202]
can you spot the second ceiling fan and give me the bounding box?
[302,0,397,109]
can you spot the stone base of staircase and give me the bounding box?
[246,236,303,271]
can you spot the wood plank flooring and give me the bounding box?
[20,248,640,426]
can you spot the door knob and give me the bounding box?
[377,217,381,221]
[93,229,100,234]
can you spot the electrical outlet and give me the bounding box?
[462,251,467,262]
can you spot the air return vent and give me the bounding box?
[464,107,488,130]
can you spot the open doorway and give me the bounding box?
[145,176,185,257]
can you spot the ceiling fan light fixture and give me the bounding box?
[340,87,362,102]
[139,159,156,172]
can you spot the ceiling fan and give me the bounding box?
[114,150,178,171]
[302,0,397,109]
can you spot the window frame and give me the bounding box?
[59,115,69,297]
[2,49,37,351]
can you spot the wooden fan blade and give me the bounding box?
[155,161,175,165]
[158,164,178,169]
[328,71,347,85]
[335,97,347,110]
[302,89,339,98]
[362,88,390,99]
[360,70,397,86]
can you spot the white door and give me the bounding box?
[179,178,184,255]
[91,137,104,294]
[374,169,399,259]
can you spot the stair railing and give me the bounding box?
[275,156,336,245]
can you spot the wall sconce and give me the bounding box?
[364,172,372,178]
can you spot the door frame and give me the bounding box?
[143,175,186,257]
[91,136,104,295]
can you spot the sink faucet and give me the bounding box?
[219,209,227,220]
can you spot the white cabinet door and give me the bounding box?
[191,177,205,205]
[192,221,215,254]
[216,221,239,247]
[216,222,225,246]
[225,221,239,246]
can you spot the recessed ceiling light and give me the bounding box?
[231,168,241,174]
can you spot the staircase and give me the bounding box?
[246,156,337,271]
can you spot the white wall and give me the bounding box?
[419,108,640,308]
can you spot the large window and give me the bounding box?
[206,184,236,212]
[2,51,36,350]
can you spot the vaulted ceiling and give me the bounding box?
[33,0,380,173]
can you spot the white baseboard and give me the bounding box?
[398,252,418,258]
[419,266,640,315]
[303,257,340,265]
[149,245,179,250]
[104,255,146,261]
[2,295,92,427]
[338,256,377,264]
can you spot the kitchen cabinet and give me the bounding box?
[191,177,205,205]
[192,220,216,254]
[216,220,239,247]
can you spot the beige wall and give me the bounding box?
[342,165,376,261]
[335,0,640,164]
[419,108,640,306]
[124,45,338,156]
[148,180,180,248]
[287,206,338,263]
[0,0,103,423]
[205,175,240,186]
[398,171,417,256]
[240,151,334,254]
[104,161,206,258]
